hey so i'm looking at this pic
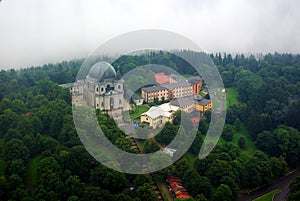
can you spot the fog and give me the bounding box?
[0,0,299,69]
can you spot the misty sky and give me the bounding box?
[0,0,300,69]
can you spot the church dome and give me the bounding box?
[87,61,117,82]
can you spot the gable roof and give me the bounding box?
[142,85,167,93]
[162,81,192,89]
[195,98,211,106]
[171,96,194,107]
[186,76,202,84]
[141,103,179,119]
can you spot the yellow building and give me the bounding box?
[194,98,212,112]
[140,103,179,129]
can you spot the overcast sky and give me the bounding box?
[0,0,300,69]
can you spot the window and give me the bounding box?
[101,87,104,92]
[96,87,99,92]
[118,85,121,89]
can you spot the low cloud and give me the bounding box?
[0,0,299,69]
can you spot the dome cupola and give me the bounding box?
[87,61,116,82]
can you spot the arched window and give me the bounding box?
[105,84,114,93]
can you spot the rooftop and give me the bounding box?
[169,73,184,81]
[195,98,211,106]
[162,81,192,89]
[170,96,194,107]
[86,61,117,83]
[186,76,202,84]
[124,89,143,100]
[141,103,179,119]
[59,81,83,88]
[142,85,167,92]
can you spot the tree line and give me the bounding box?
[0,51,299,200]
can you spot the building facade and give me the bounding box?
[60,80,84,96]
[84,62,124,113]
[164,82,193,100]
[140,103,179,129]
[170,96,195,113]
[60,62,125,114]
[194,98,212,112]
[141,86,169,103]
[141,74,202,103]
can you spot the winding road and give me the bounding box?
[238,168,300,201]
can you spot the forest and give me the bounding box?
[0,51,299,201]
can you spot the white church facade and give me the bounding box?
[60,62,125,114]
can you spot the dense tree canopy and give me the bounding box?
[0,52,299,200]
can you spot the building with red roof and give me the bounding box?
[166,176,191,200]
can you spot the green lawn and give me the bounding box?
[216,88,222,99]
[130,105,150,120]
[232,126,257,156]
[218,125,257,156]
[253,189,281,201]
[24,155,42,186]
[184,152,197,168]
[226,88,239,108]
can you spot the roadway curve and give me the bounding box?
[238,168,300,201]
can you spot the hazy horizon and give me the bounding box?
[1,0,300,70]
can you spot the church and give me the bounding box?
[60,61,125,115]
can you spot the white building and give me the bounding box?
[60,62,125,115]
[140,103,179,129]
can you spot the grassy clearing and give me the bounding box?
[226,88,239,108]
[253,189,281,201]
[184,152,197,168]
[130,105,150,120]
[212,98,220,109]
[218,125,257,156]
[216,89,222,99]
[233,126,257,156]
[24,155,42,186]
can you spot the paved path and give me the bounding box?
[238,168,300,201]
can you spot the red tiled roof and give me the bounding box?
[167,176,190,199]
[155,72,170,84]
[177,194,190,199]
